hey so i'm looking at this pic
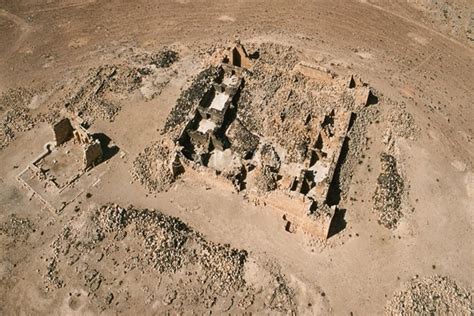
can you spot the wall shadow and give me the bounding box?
[327,208,347,238]
[92,133,119,162]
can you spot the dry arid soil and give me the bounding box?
[0,0,473,315]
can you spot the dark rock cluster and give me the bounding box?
[150,48,179,68]
[373,153,405,229]
[0,214,34,243]
[163,66,221,138]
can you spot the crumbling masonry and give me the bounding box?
[53,118,103,169]
[161,42,376,239]
[17,117,104,212]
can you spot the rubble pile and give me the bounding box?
[197,236,247,294]
[386,275,472,315]
[373,153,405,229]
[255,166,279,192]
[125,207,192,273]
[150,48,179,68]
[65,64,146,123]
[0,214,34,243]
[95,205,127,233]
[0,88,37,150]
[41,204,302,313]
[1,56,163,151]
[163,66,221,139]
[226,119,260,158]
[237,45,360,163]
[131,140,176,192]
[255,42,299,71]
[386,101,419,141]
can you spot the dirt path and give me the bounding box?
[0,9,32,61]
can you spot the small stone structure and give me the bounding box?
[222,41,251,69]
[53,117,103,169]
[17,117,106,212]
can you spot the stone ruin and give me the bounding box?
[53,118,103,170]
[17,117,105,212]
[154,42,377,239]
[178,64,244,166]
[222,41,252,69]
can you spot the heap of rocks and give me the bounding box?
[197,237,248,295]
[0,88,38,150]
[131,140,175,192]
[236,44,359,164]
[150,48,179,68]
[255,166,279,192]
[386,275,471,315]
[226,119,260,158]
[95,205,127,233]
[373,153,405,229]
[65,64,146,123]
[39,203,305,313]
[162,66,221,139]
[255,42,299,71]
[386,101,419,141]
[0,214,34,243]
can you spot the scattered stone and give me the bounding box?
[39,203,302,313]
[65,64,146,123]
[150,48,179,68]
[373,153,405,229]
[386,275,471,315]
[0,88,39,150]
[0,215,34,243]
[131,140,175,192]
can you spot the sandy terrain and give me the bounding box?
[0,0,473,315]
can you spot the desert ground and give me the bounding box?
[0,0,473,315]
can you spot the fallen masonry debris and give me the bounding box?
[373,153,405,229]
[150,48,180,68]
[0,2,471,314]
[386,275,471,315]
[0,87,40,150]
[64,64,146,123]
[40,204,307,313]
